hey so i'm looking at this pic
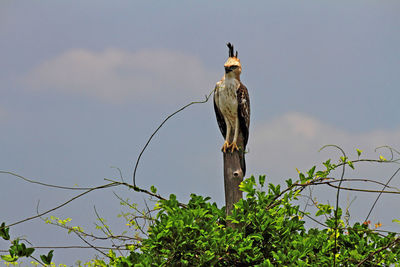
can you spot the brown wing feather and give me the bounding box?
[213,88,226,139]
[237,82,250,148]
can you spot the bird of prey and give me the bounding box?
[213,43,250,175]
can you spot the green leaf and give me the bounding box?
[392,219,400,225]
[347,161,354,169]
[323,159,331,168]
[150,185,157,194]
[19,243,27,256]
[248,233,263,241]
[239,177,256,194]
[169,194,176,201]
[1,254,18,262]
[40,250,54,265]
[25,247,35,257]
[0,222,10,240]
[356,148,362,157]
[259,175,266,187]
[299,173,306,183]
[315,204,333,216]
[307,166,316,178]
[40,255,49,264]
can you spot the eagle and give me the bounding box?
[213,43,250,175]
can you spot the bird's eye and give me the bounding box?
[224,65,239,73]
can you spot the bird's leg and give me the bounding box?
[230,117,240,152]
[222,121,231,153]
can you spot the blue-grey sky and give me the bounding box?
[1,1,400,265]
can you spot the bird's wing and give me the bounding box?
[213,84,227,139]
[237,82,250,147]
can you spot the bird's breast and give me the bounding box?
[216,79,239,125]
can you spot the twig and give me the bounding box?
[325,183,400,194]
[299,210,329,228]
[301,185,314,214]
[298,194,330,223]
[37,204,134,242]
[105,178,187,208]
[356,236,400,266]
[334,158,400,168]
[113,192,153,238]
[111,166,125,183]
[0,246,130,251]
[2,183,118,230]
[132,89,214,187]
[319,144,347,267]
[93,206,124,256]
[0,170,93,190]
[364,167,400,222]
[329,178,400,191]
[375,145,400,161]
[29,255,46,267]
[74,231,109,258]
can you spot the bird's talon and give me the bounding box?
[230,142,239,152]
[221,141,230,153]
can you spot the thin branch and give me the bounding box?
[111,166,125,183]
[364,167,400,222]
[2,183,118,230]
[330,178,400,191]
[319,144,347,267]
[105,178,187,208]
[74,231,109,258]
[93,206,124,256]
[113,192,137,210]
[297,177,400,192]
[334,158,400,169]
[266,176,326,210]
[113,192,153,238]
[94,206,114,238]
[143,198,156,224]
[39,213,134,242]
[356,236,400,266]
[34,186,136,243]
[0,170,94,190]
[132,89,214,187]
[326,183,400,194]
[301,185,314,214]
[0,246,130,251]
[298,208,329,228]
[375,145,400,161]
[29,255,46,267]
[298,194,330,223]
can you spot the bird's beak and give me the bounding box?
[225,66,233,73]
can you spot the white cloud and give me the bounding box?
[24,48,218,103]
[245,112,400,230]
[247,112,400,180]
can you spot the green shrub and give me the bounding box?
[96,173,400,266]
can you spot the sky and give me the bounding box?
[1,0,400,265]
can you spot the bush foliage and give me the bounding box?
[2,153,400,266]
[97,159,400,266]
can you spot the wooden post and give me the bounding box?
[223,150,244,228]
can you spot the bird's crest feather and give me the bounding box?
[227,42,238,58]
[225,42,241,69]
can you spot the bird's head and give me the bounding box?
[224,42,242,79]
